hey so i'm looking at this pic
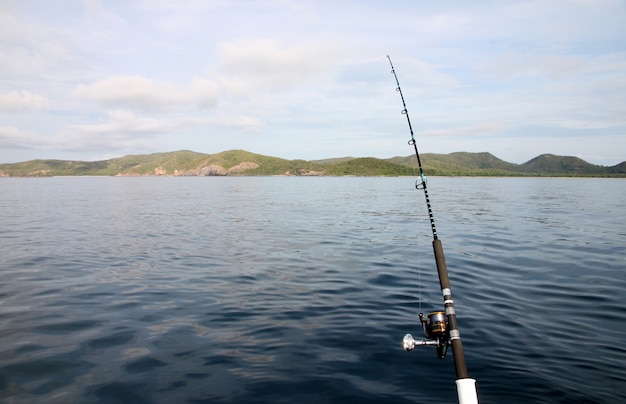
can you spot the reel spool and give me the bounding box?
[425,311,447,338]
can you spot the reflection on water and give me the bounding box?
[1,177,625,403]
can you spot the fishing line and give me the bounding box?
[417,238,422,314]
[410,151,423,314]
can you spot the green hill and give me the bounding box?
[518,154,606,175]
[323,157,414,176]
[388,152,519,176]
[0,150,623,177]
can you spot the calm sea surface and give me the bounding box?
[1,177,625,403]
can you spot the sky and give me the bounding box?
[1,0,625,166]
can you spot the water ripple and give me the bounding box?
[0,177,624,403]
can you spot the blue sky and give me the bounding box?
[1,0,625,165]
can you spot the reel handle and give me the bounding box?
[402,333,439,351]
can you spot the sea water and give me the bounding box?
[1,176,625,403]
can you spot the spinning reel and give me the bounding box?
[402,311,450,359]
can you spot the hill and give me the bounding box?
[388,152,519,176]
[0,150,624,177]
[518,154,606,175]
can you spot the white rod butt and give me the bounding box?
[455,378,478,404]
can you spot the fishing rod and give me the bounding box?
[387,55,478,404]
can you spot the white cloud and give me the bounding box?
[131,0,227,34]
[0,90,50,112]
[63,109,263,152]
[421,122,505,138]
[481,53,587,80]
[1,108,208,153]
[0,125,54,149]
[83,0,124,26]
[206,114,262,130]
[0,3,78,77]
[133,0,226,13]
[69,109,204,136]
[413,0,626,44]
[73,76,219,111]
[386,57,466,98]
[218,38,344,94]
[71,109,171,135]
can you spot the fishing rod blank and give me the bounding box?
[387,55,478,404]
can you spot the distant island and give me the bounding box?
[0,150,624,177]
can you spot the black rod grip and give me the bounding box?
[432,239,469,379]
